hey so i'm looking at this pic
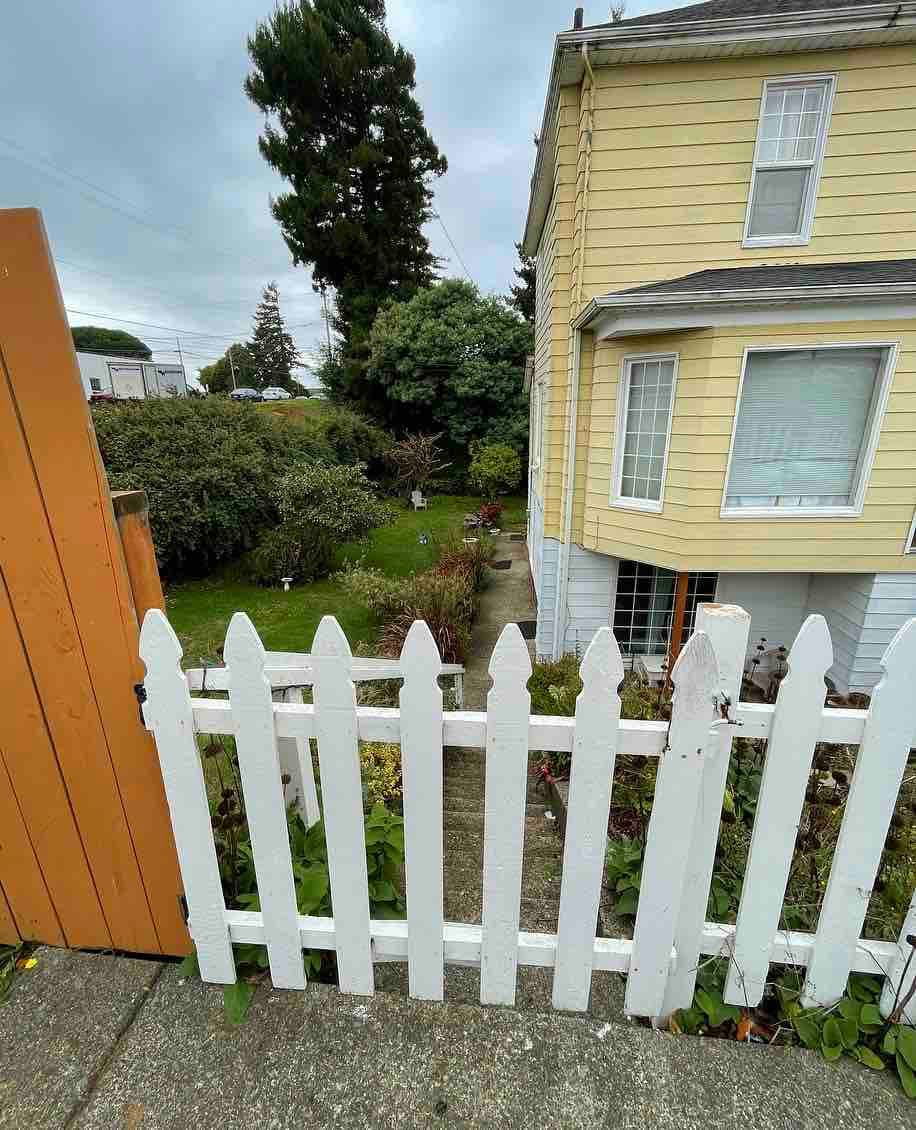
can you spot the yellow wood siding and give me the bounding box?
[577,45,916,296]
[583,320,916,572]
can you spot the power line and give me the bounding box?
[431,210,474,284]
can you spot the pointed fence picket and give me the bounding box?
[724,615,833,1008]
[399,621,445,1001]
[625,631,720,1019]
[552,628,623,1012]
[480,623,532,1006]
[139,606,915,1025]
[311,616,374,996]
[802,618,916,1011]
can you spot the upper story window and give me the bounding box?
[722,344,895,519]
[612,354,677,513]
[743,75,836,247]
[530,381,545,474]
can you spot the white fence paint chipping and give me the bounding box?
[139,605,916,1022]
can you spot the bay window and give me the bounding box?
[744,75,835,246]
[723,345,894,517]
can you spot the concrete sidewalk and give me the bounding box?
[0,948,910,1129]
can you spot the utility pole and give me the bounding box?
[175,336,184,374]
[228,347,238,390]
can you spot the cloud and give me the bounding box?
[0,1,692,378]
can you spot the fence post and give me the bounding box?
[139,610,235,983]
[724,615,832,1008]
[399,621,445,1001]
[311,616,374,996]
[662,604,750,1016]
[804,618,916,1011]
[225,613,305,989]
[480,623,532,1006]
[277,687,321,828]
[111,490,164,623]
[552,628,623,1011]
[625,631,720,1020]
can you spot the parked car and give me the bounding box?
[229,387,262,402]
[261,387,292,401]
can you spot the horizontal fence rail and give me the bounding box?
[140,605,916,1023]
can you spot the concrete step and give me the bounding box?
[443,811,558,838]
[440,895,562,935]
[373,960,627,1022]
[443,828,562,863]
[443,774,551,806]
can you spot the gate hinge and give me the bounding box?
[133,682,147,726]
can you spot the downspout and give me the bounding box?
[553,43,594,659]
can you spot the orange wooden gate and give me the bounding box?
[0,208,188,955]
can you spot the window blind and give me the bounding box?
[725,347,884,508]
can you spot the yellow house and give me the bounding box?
[522,0,916,691]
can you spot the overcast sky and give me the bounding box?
[0,1,691,382]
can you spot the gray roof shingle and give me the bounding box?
[613,260,916,297]
[591,1,875,29]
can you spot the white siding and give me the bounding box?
[564,546,616,655]
[808,573,916,692]
[715,573,812,655]
[535,537,561,658]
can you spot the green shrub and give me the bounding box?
[244,462,396,586]
[469,442,522,499]
[92,398,334,578]
[241,525,328,586]
[258,401,392,475]
[360,742,402,808]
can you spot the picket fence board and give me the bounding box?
[225,614,305,989]
[480,624,532,1006]
[662,604,751,1017]
[803,618,916,1010]
[399,622,445,1001]
[220,907,899,976]
[626,631,720,1019]
[182,697,870,753]
[139,611,235,984]
[724,615,834,1009]
[311,617,374,996]
[552,628,624,1011]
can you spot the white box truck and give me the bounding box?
[76,353,188,401]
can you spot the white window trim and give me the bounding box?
[532,381,544,472]
[610,351,678,514]
[719,341,899,520]
[904,510,916,554]
[742,72,837,249]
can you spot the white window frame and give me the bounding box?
[531,381,544,472]
[719,341,898,520]
[742,73,837,249]
[610,351,678,514]
[904,510,916,554]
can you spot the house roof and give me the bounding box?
[615,260,916,298]
[572,259,916,335]
[521,1,916,255]
[593,0,873,30]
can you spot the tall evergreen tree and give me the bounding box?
[245,1,447,393]
[248,283,300,391]
[508,242,536,324]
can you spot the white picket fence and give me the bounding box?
[139,603,916,1022]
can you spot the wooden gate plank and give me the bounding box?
[0,742,63,945]
[0,353,156,953]
[0,883,19,946]
[0,572,109,948]
[0,209,186,954]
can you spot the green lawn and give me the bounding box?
[166,494,526,665]
[255,399,330,424]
